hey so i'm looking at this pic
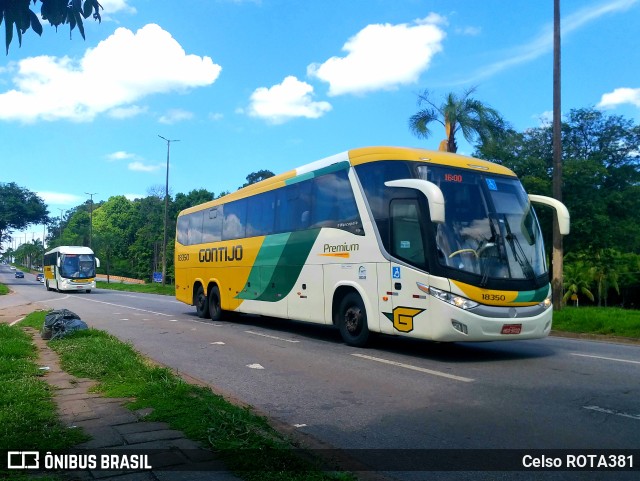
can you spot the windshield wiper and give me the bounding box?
[501,214,536,280]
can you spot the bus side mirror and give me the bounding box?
[384,179,445,224]
[56,258,61,268]
[528,194,570,235]
[95,258,101,268]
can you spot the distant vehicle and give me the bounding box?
[15,271,24,278]
[44,246,100,293]
[36,273,44,283]
[10,266,16,270]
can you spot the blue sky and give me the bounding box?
[3,0,639,245]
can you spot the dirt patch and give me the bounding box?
[0,303,41,325]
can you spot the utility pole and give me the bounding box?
[552,0,563,310]
[58,209,65,243]
[158,135,180,287]
[85,192,97,248]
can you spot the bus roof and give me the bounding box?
[45,246,95,255]
[179,146,517,216]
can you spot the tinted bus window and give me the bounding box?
[202,207,222,243]
[247,190,275,237]
[223,199,247,240]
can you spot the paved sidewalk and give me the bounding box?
[31,329,242,481]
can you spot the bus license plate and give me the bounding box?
[501,324,522,335]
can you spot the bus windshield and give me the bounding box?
[60,254,96,279]
[425,166,547,282]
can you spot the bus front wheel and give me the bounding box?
[337,292,370,347]
[195,285,210,318]
[209,285,222,322]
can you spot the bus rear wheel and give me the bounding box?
[195,285,210,318]
[337,292,370,347]
[209,285,222,322]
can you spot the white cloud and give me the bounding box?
[99,0,137,19]
[108,105,147,119]
[597,87,640,109]
[209,112,224,121]
[124,193,145,201]
[307,15,446,96]
[460,0,638,84]
[248,76,332,124]
[0,24,221,123]
[106,151,137,161]
[128,161,163,172]
[158,109,194,124]
[37,192,83,205]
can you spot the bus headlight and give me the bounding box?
[539,292,552,310]
[428,286,478,310]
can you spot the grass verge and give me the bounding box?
[0,311,89,480]
[0,283,9,295]
[552,306,640,338]
[11,311,353,481]
[96,280,174,296]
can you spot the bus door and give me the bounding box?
[385,199,431,337]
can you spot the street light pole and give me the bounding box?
[58,209,65,242]
[158,135,180,287]
[85,192,97,249]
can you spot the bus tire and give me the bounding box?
[209,285,222,322]
[85,290,91,293]
[45,281,51,291]
[195,285,210,318]
[337,292,370,347]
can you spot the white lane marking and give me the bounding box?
[351,353,474,383]
[68,296,172,317]
[119,319,129,321]
[210,342,225,345]
[583,405,640,421]
[245,330,300,343]
[571,353,640,365]
[293,424,307,428]
[168,319,179,322]
[37,295,70,303]
[247,363,264,369]
[9,317,25,326]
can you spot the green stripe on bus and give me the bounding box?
[237,229,321,302]
[237,233,290,300]
[514,285,549,303]
[285,161,351,185]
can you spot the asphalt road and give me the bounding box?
[2,265,639,480]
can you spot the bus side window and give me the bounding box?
[247,190,275,237]
[202,207,222,243]
[390,199,426,267]
[189,211,204,245]
[222,199,247,240]
[177,215,190,245]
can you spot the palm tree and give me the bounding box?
[562,261,594,307]
[408,87,504,153]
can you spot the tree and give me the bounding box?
[0,182,49,251]
[240,170,275,189]
[562,261,594,307]
[409,87,505,153]
[1,0,103,53]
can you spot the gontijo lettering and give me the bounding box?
[199,245,243,262]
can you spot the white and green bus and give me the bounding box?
[44,246,100,293]
[175,146,569,346]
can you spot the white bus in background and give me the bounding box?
[44,246,100,293]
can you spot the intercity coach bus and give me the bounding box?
[44,246,100,293]
[175,146,569,346]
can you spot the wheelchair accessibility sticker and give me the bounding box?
[392,267,401,279]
